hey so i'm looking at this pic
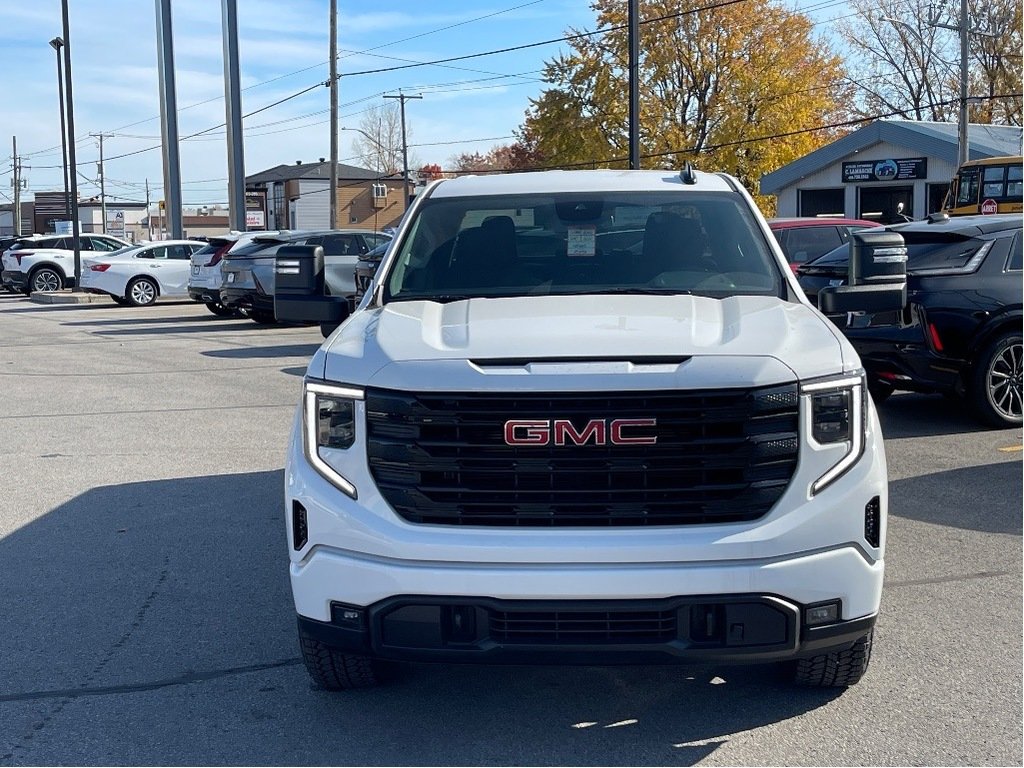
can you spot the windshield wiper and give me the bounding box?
[391,293,489,303]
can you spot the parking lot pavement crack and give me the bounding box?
[886,569,1013,588]
[1,558,170,762]
[0,659,303,705]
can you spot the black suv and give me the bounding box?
[798,214,1022,426]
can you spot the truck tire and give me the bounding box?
[970,331,1023,428]
[30,267,63,293]
[793,630,872,687]
[298,628,380,691]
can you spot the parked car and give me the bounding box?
[1,233,131,294]
[768,218,880,272]
[797,213,1022,425]
[220,229,391,323]
[80,240,206,306]
[188,232,277,316]
[275,168,906,691]
[353,240,391,304]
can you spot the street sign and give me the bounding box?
[981,198,998,215]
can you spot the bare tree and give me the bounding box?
[839,0,1022,124]
[349,105,404,175]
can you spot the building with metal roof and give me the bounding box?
[760,120,1023,223]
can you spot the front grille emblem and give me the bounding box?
[503,418,657,446]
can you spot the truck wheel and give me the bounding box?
[30,267,63,293]
[970,332,1023,427]
[298,629,380,691]
[793,630,872,687]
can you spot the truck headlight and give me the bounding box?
[303,380,363,499]
[802,374,865,495]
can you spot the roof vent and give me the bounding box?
[319,157,325,162]
[295,160,302,165]
[679,162,698,185]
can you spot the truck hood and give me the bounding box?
[317,294,852,389]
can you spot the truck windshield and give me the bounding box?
[385,191,783,301]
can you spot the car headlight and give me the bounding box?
[303,380,362,499]
[802,374,865,495]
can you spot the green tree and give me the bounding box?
[517,0,852,208]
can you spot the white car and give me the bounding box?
[188,231,278,316]
[1,233,131,294]
[80,240,206,306]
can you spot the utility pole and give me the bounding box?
[145,178,152,241]
[92,133,107,233]
[928,0,981,165]
[957,0,969,165]
[383,92,421,211]
[329,0,338,228]
[155,0,183,239]
[221,0,246,232]
[627,0,640,170]
[11,137,22,237]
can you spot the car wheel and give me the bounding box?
[251,309,276,324]
[30,267,63,293]
[970,332,1023,427]
[204,301,234,317]
[792,630,873,687]
[126,277,158,307]
[298,625,380,691]
[867,379,894,404]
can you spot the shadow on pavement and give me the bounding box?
[889,460,1023,535]
[876,392,1008,439]
[0,471,842,766]
[202,344,321,360]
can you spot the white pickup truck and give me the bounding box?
[1,233,130,294]
[276,168,907,691]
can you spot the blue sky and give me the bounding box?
[0,0,596,207]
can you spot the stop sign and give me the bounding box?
[981,198,998,215]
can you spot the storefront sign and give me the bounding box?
[245,190,267,231]
[842,158,927,183]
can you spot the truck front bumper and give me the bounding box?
[296,592,877,665]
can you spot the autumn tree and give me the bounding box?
[418,163,445,181]
[450,145,517,172]
[838,0,1022,125]
[518,0,853,207]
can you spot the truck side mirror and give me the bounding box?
[274,244,350,330]
[819,230,907,314]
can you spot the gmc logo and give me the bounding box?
[503,418,658,446]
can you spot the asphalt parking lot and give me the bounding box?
[0,295,1020,767]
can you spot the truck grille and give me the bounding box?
[365,385,800,527]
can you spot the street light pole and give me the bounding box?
[49,37,70,221]
[60,0,82,289]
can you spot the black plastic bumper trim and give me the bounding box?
[297,595,877,666]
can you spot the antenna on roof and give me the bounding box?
[680,162,697,185]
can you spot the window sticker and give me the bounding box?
[567,226,596,257]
